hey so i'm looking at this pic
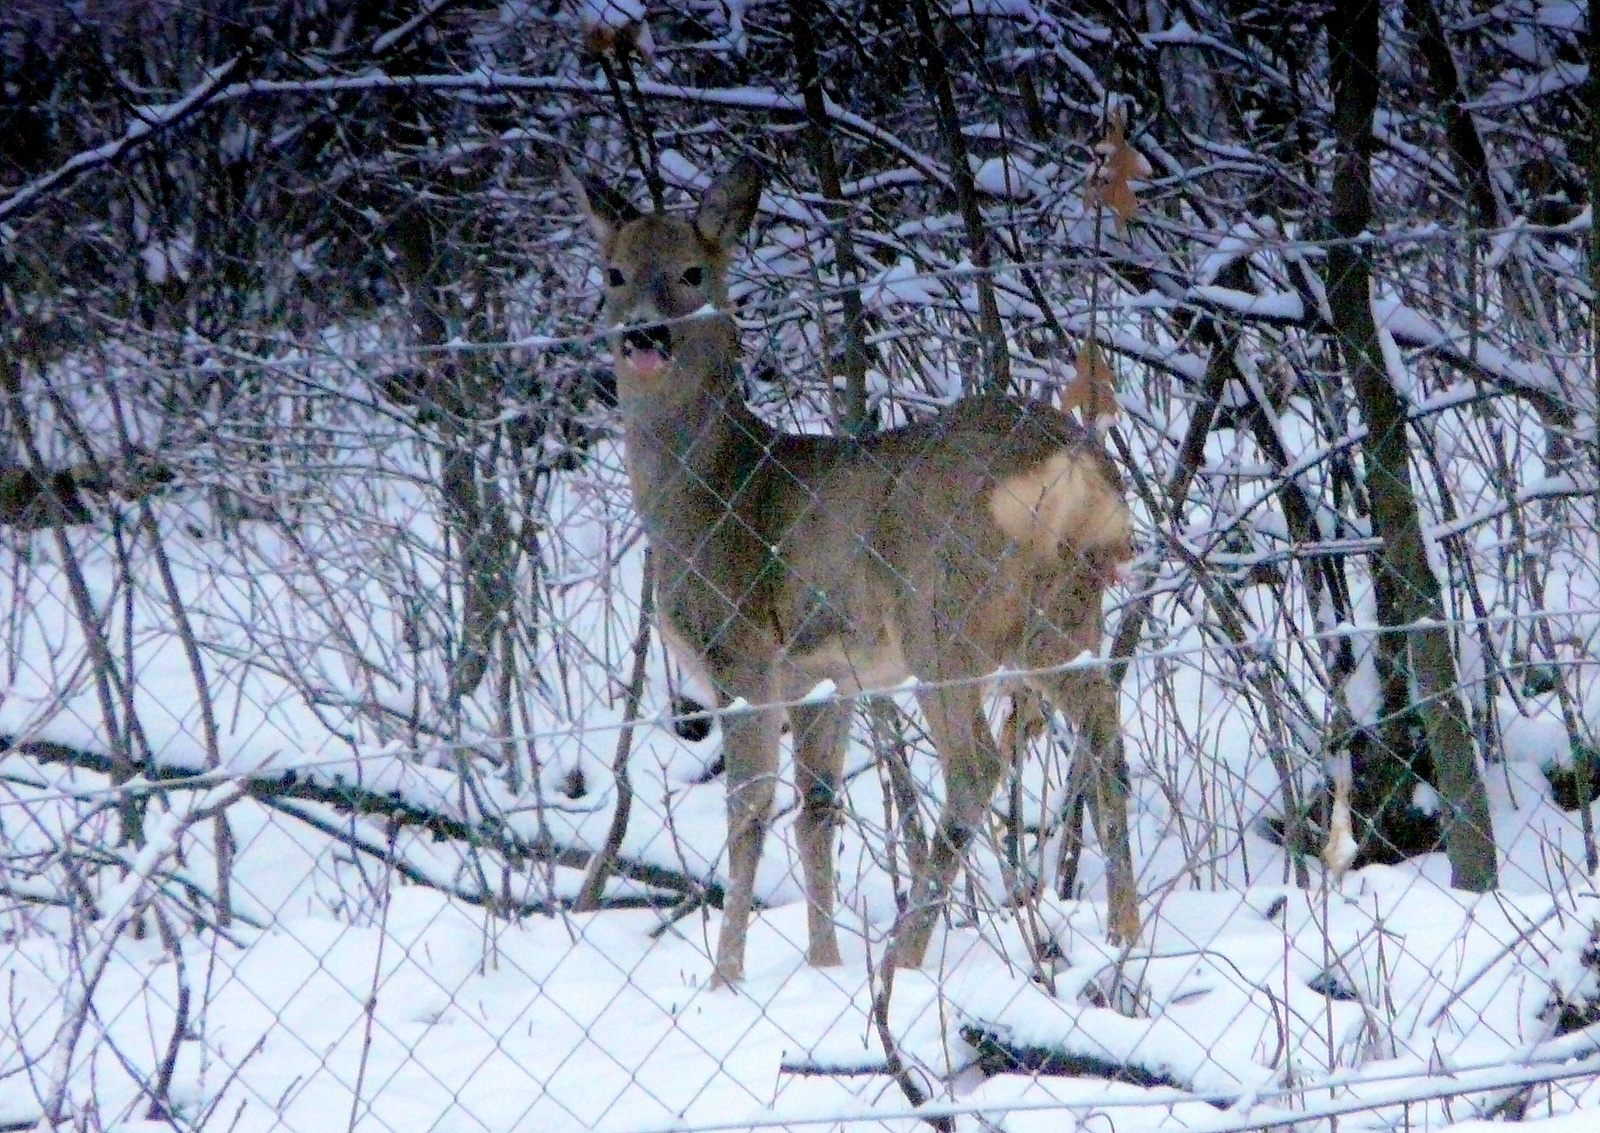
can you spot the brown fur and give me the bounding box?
[571,159,1140,985]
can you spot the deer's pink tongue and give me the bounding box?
[621,344,668,378]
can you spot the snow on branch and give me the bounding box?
[0,70,948,226]
[1465,61,1589,111]
[1188,283,1305,323]
[0,56,243,224]
[31,779,245,1127]
[4,734,723,910]
[1374,297,1571,413]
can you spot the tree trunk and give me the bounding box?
[1325,0,1498,892]
[391,203,513,703]
[909,0,1012,393]
[790,0,872,434]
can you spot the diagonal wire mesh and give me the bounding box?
[1,1,1597,1131]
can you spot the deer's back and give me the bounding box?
[762,395,1131,687]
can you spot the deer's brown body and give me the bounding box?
[573,159,1138,985]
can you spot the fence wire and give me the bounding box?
[2,1,1597,1131]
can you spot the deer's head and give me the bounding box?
[570,159,763,381]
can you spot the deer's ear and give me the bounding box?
[565,165,640,246]
[695,157,763,247]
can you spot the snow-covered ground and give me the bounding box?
[2,353,1598,1132]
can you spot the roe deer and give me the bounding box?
[571,158,1139,986]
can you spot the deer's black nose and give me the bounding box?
[621,323,672,359]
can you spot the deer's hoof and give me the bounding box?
[890,938,930,971]
[1108,906,1141,947]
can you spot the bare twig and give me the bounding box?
[868,942,951,1132]
[575,551,655,910]
[347,819,397,1133]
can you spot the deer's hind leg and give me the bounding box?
[893,680,1007,969]
[1023,600,1140,944]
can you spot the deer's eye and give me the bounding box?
[681,265,705,287]
[606,268,625,287]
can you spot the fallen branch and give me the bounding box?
[960,1023,1218,1102]
[3,734,725,909]
[268,797,676,915]
[778,1059,893,1077]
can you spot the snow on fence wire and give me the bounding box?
[0,221,1596,1131]
[1,344,1597,1133]
[1,0,1594,1121]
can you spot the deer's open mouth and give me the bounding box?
[619,325,673,375]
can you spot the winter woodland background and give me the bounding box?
[0,1,1597,1130]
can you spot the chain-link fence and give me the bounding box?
[2,2,1597,1130]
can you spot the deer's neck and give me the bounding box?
[623,385,771,488]
[616,325,777,543]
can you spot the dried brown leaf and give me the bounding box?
[1062,342,1118,424]
[1085,113,1151,232]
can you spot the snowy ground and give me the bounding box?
[3,402,1599,1132]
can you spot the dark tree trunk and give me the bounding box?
[1325,0,1498,891]
[909,0,1011,394]
[1402,0,1502,231]
[390,203,513,704]
[790,0,872,434]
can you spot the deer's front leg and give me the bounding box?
[712,697,782,987]
[790,700,850,968]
